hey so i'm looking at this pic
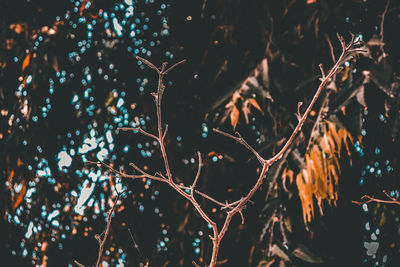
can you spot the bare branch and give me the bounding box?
[162,124,169,141]
[118,127,159,141]
[326,36,336,63]
[319,64,325,79]
[95,190,123,267]
[296,102,303,121]
[268,33,358,166]
[380,0,390,56]
[191,151,202,192]
[88,38,362,266]
[353,190,400,206]
[164,59,187,74]
[136,56,160,74]
[213,129,265,165]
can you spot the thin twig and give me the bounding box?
[353,190,400,206]
[136,56,160,74]
[165,59,187,74]
[380,0,390,56]
[191,151,202,193]
[118,127,159,141]
[267,33,357,167]
[95,190,124,267]
[213,129,265,164]
[91,35,360,267]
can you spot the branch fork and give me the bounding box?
[87,34,361,267]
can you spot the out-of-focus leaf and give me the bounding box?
[355,85,366,108]
[230,106,239,129]
[12,181,27,210]
[52,56,59,72]
[285,217,292,233]
[248,98,263,113]
[257,259,275,267]
[17,157,23,167]
[10,23,27,34]
[270,244,291,262]
[22,54,30,71]
[292,244,323,263]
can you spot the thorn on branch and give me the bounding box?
[162,124,169,140]
[319,64,325,79]
[238,210,245,224]
[296,102,303,121]
[94,234,102,245]
[150,92,158,99]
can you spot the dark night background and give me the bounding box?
[1,0,400,266]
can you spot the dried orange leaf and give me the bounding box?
[230,106,239,129]
[248,98,263,113]
[12,181,27,210]
[22,54,30,71]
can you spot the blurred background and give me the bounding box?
[1,0,400,266]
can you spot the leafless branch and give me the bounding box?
[95,190,124,267]
[267,33,358,167]
[136,56,160,74]
[319,64,325,79]
[165,59,187,74]
[353,190,400,206]
[380,0,390,56]
[91,34,360,267]
[191,151,202,193]
[118,127,159,141]
[213,129,264,164]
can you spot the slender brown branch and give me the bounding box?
[306,91,331,151]
[326,36,336,63]
[353,190,400,206]
[191,151,202,193]
[118,127,159,141]
[267,34,356,166]
[380,0,390,56]
[95,190,123,267]
[165,59,187,74]
[87,160,167,183]
[213,129,265,164]
[319,64,326,79]
[162,124,169,141]
[89,35,360,266]
[136,56,160,74]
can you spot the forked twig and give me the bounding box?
[95,190,124,267]
[353,190,400,206]
[74,190,124,267]
[92,34,360,267]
